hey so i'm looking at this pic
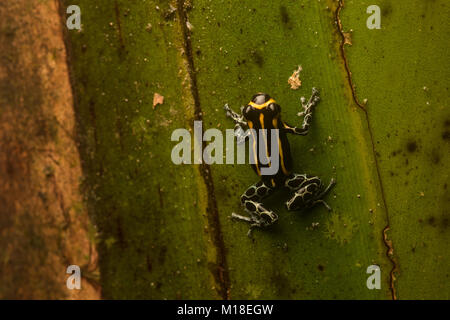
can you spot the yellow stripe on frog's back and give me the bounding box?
[248,121,261,176]
[248,98,276,110]
[272,117,289,175]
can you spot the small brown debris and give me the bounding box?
[153,93,164,109]
[343,32,352,45]
[165,4,177,19]
[288,65,303,90]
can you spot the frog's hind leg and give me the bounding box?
[315,178,336,207]
[231,180,278,237]
[285,174,336,212]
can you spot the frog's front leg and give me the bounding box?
[224,104,249,144]
[283,87,320,135]
[224,104,246,126]
[231,180,278,237]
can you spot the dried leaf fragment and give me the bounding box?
[153,93,164,109]
[288,65,303,90]
[343,32,352,45]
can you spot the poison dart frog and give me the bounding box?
[224,88,336,237]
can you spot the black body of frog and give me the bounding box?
[224,88,335,237]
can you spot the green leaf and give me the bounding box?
[340,0,450,299]
[64,0,448,299]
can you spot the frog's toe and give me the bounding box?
[230,212,252,223]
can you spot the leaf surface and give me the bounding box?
[64,0,448,299]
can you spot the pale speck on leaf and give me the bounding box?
[153,93,164,109]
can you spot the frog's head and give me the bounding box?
[251,93,271,105]
[248,93,279,111]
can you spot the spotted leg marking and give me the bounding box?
[285,174,336,211]
[284,173,310,191]
[231,181,278,237]
[224,104,249,144]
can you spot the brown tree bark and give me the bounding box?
[0,0,99,299]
